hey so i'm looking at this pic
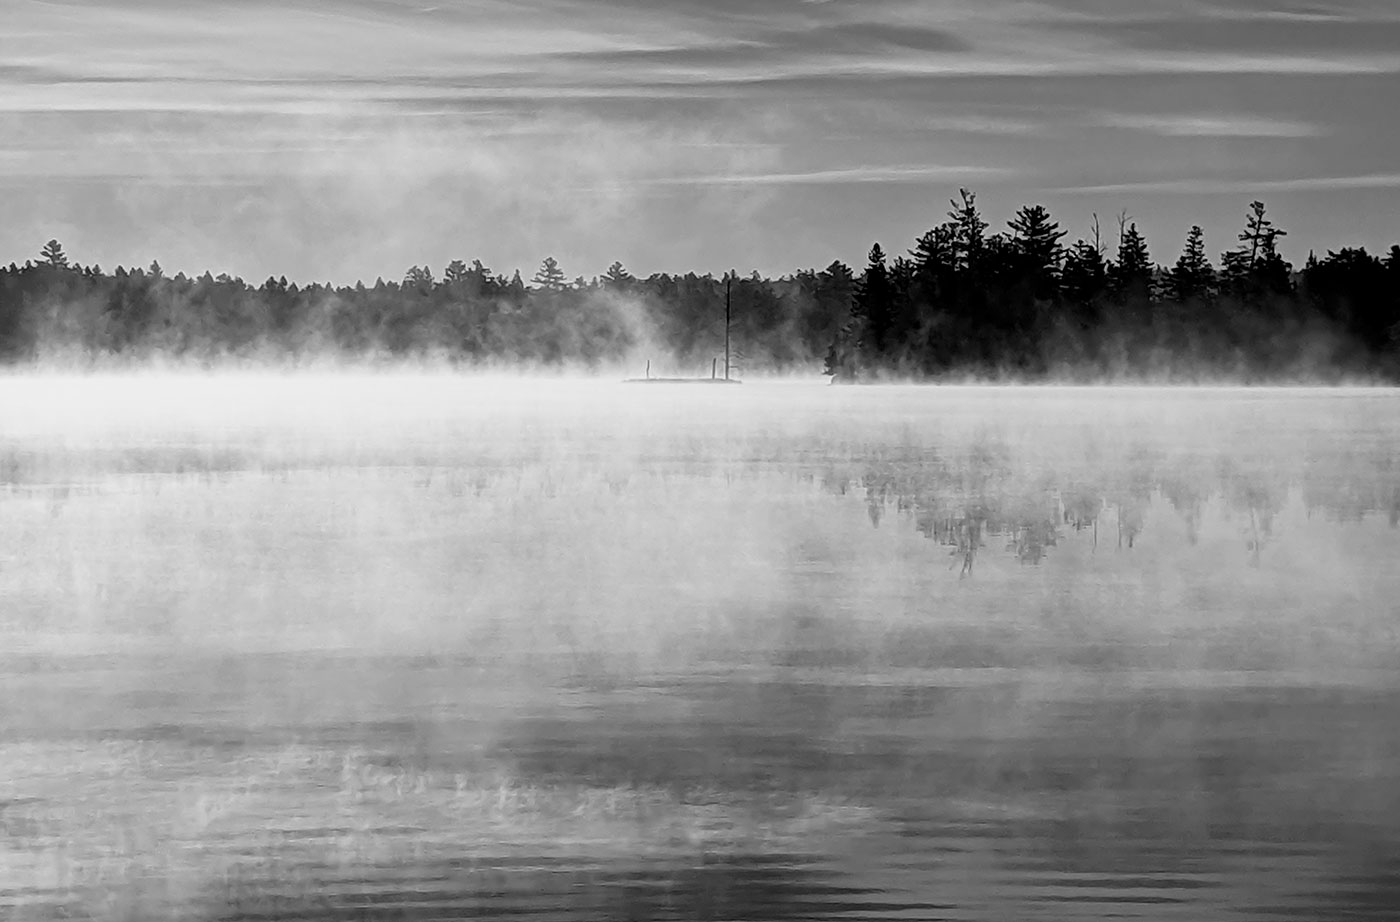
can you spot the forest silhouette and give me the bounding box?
[2,194,1396,380]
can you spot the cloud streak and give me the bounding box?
[631,164,1011,187]
[3,0,1399,279]
[1057,173,1400,195]
[1093,114,1324,138]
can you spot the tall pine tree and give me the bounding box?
[1008,204,1066,305]
[947,189,987,273]
[532,256,567,291]
[1110,222,1153,302]
[855,243,895,359]
[1169,226,1215,302]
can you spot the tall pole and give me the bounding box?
[724,274,731,381]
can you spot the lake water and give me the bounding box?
[1,376,1399,921]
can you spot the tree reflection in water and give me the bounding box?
[824,434,1400,573]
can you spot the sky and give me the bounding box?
[3,0,1399,284]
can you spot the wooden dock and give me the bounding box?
[622,377,741,385]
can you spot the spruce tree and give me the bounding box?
[1007,205,1066,279]
[1169,226,1215,302]
[1062,239,1108,310]
[910,223,957,274]
[854,243,895,358]
[1110,223,1153,300]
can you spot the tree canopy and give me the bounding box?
[2,193,1397,381]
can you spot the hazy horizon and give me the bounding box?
[5,0,1400,284]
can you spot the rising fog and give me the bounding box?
[4,189,1397,385]
[4,375,1397,674]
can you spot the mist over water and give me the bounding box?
[2,374,1399,921]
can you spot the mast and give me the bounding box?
[724,274,731,381]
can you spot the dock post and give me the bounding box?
[646,359,650,380]
[712,358,717,380]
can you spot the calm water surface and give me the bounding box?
[1,378,1398,921]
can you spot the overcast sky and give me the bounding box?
[3,0,1398,283]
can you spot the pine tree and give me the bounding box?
[1389,247,1400,348]
[443,259,469,284]
[822,260,855,288]
[910,223,958,273]
[1007,205,1066,278]
[532,256,567,291]
[1223,202,1292,299]
[602,261,634,290]
[1061,239,1108,309]
[1219,248,1249,295]
[854,243,895,358]
[947,189,987,273]
[1169,226,1215,302]
[1239,201,1286,268]
[1006,205,1066,312]
[39,239,69,269]
[403,265,433,289]
[1110,223,1152,300]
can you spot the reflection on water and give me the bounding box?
[835,437,1398,573]
[2,382,1400,920]
[2,659,1398,921]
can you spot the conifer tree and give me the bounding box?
[1007,205,1066,279]
[1239,201,1286,268]
[602,261,634,290]
[1062,239,1108,309]
[532,256,567,291]
[1110,223,1153,300]
[854,243,895,357]
[444,259,469,284]
[1223,202,1292,298]
[403,265,433,289]
[910,223,958,274]
[1006,205,1066,311]
[1169,226,1215,302]
[947,189,987,273]
[39,239,69,269]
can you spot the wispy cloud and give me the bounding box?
[1093,113,1324,138]
[634,164,1012,187]
[1057,174,1400,195]
[4,0,1400,276]
[9,0,1399,117]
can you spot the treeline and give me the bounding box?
[827,194,1400,382]
[2,195,1397,379]
[0,246,851,372]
